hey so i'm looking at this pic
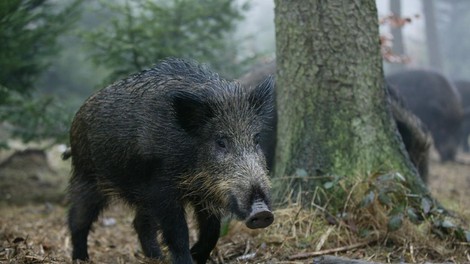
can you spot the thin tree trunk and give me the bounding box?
[389,0,405,73]
[423,0,443,71]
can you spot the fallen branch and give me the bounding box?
[288,239,377,261]
[312,255,380,264]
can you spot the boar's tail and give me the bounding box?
[62,147,72,160]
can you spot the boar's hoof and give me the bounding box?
[245,201,274,229]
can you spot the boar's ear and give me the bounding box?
[171,91,213,134]
[248,75,275,117]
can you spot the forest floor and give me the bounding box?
[0,148,469,263]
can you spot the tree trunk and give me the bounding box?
[273,0,428,201]
[422,0,443,72]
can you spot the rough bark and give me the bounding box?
[273,1,428,197]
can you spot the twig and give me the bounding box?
[288,239,377,260]
[315,226,334,251]
[342,181,359,214]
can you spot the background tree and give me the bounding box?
[422,0,443,72]
[82,0,251,83]
[0,0,252,147]
[388,0,406,73]
[35,1,112,111]
[0,0,81,96]
[0,0,81,146]
[440,0,470,80]
[390,0,404,56]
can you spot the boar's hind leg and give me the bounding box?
[133,209,163,259]
[68,177,108,260]
[190,206,221,264]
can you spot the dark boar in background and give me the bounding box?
[66,58,275,263]
[238,61,277,171]
[238,61,431,183]
[453,80,470,152]
[386,70,464,162]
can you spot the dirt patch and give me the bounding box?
[0,146,70,205]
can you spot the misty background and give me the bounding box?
[37,0,470,106]
[1,0,470,146]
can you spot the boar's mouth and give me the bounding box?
[229,194,274,229]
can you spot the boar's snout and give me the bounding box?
[245,200,274,229]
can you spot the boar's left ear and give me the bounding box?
[248,75,275,117]
[171,90,214,134]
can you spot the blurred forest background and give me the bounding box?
[1,0,470,148]
[2,1,470,262]
[0,0,273,147]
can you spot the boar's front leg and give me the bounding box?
[133,209,163,259]
[190,205,221,264]
[157,201,192,264]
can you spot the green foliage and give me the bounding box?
[273,169,470,242]
[82,0,250,82]
[0,86,72,146]
[359,172,422,231]
[357,172,470,242]
[219,217,231,237]
[0,0,82,95]
[431,216,470,243]
[0,0,81,146]
[387,213,404,232]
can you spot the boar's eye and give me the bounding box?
[254,133,261,146]
[216,137,228,149]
